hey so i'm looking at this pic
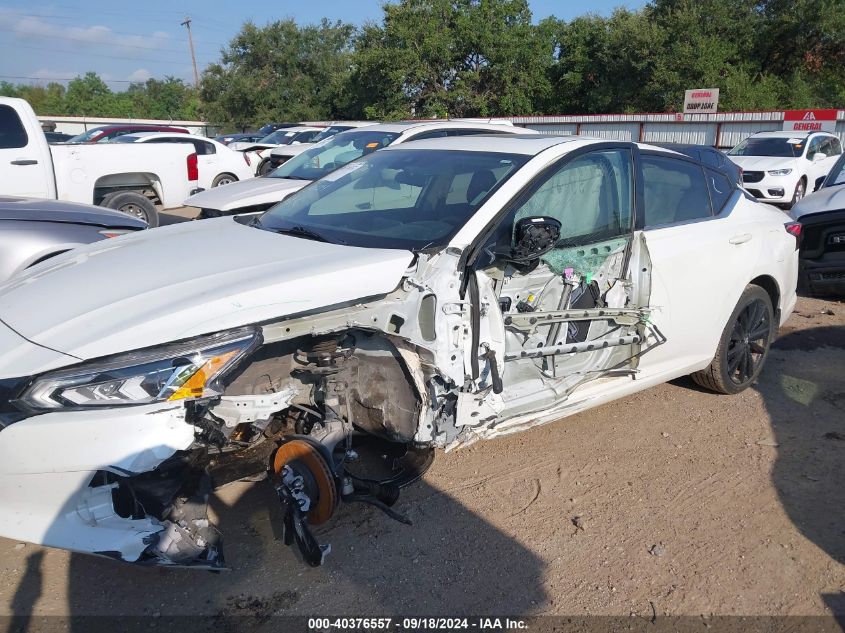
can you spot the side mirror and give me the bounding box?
[812,152,827,162]
[814,176,826,192]
[509,216,562,263]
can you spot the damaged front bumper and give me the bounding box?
[0,402,221,567]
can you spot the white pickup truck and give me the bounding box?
[0,97,199,226]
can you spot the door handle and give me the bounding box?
[729,233,752,245]
[10,159,38,166]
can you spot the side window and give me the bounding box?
[830,137,843,156]
[193,141,215,155]
[447,129,503,137]
[806,136,823,160]
[513,148,634,244]
[705,169,733,214]
[699,149,723,170]
[642,155,712,227]
[108,130,132,140]
[0,105,29,148]
[409,130,448,141]
[296,131,318,143]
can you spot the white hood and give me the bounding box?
[790,183,845,220]
[728,155,799,172]
[185,177,308,211]
[0,218,413,362]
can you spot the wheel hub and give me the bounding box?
[272,439,338,525]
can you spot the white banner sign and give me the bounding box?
[683,89,719,114]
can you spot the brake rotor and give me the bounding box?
[272,440,338,525]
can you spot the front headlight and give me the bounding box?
[768,168,793,176]
[20,328,260,410]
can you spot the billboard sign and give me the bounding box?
[783,109,838,133]
[683,89,719,114]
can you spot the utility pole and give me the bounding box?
[181,16,200,89]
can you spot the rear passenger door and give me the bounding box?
[636,154,760,375]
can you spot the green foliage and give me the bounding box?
[350,0,551,119]
[3,0,842,123]
[200,18,356,128]
[1,73,199,120]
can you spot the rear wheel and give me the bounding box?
[100,191,159,227]
[257,159,273,176]
[212,173,237,187]
[691,285,774,394]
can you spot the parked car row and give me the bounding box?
[188,120,531,217]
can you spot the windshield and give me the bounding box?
[255,149,528,250]
[259,123,289,135]
[311,125,355,143]
[825,154,845,188]
[260,129,300,145]
[268,129,401,182]
[729,137,806,158]
[67,128,105,143]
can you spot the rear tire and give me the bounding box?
[212,173,237,187]
[257,159,273,176]
[100,191,159,227]
[691,285,774,394]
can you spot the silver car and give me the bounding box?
[0,196,147,282]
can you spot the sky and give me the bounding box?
[0,1,646,89]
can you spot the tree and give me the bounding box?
[349,0,551,119]
[200,19,356,129]
[63,72,114,116]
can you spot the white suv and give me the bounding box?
[727,131,842,207]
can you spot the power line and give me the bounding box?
[0,9,230,46]
[0,74,138,83]
[10,41,206,65]
[0,24,225,54]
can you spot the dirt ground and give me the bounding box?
[0,295,842,621]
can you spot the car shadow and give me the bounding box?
[7,473,547,631]
[755,324,845,620]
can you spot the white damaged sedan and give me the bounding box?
[0,136,798,569]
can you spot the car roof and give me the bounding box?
[324,121,376,128]
[361,121,530,135]
[748,130,833,138]
[381,134,584,155]
[382,135,715,158]
[277,126,322,133]
[99,124,187,132]
[650,142,718,151]
[122,131,198,140]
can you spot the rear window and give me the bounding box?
[706,169,733,213]
[0,105,29,149]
